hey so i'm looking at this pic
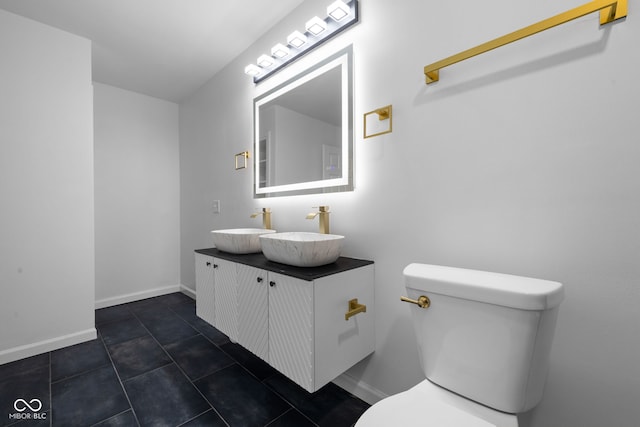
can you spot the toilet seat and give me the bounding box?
[355,380,518,427]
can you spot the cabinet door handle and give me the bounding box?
[257,277,263,283]
[269,281,276,287]
[345,298,367,320]
[206,262,211,267]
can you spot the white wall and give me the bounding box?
[94,83,181,307]
[181,0,640,425]
[0,10,95,363]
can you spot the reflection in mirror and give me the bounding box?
[254,46,353,198]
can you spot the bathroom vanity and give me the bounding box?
[194,248,374,393]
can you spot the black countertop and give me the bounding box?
[195,248,373,281]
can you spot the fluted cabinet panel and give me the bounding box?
[195,253,215,326]
[237,265,269,361]
[213,258,238,341]
[269,272,314,392]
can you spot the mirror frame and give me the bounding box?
[253,46,353,198]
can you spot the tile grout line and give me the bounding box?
[87,409,133,427]
[130,300,231,427]
[264,407,319,427]
[167,301,317,426]
[97,312,142,427]
[98,294,361,427]
[260,379,320,427]
[50,360,113,385]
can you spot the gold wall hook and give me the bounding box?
[235,151,250,170]
[345,298,367,320]
[375,106,390,120]
[400,295,431,309]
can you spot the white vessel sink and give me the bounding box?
[211,228,276,254]
[259,232,345,267]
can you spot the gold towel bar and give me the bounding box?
[424,0,627,84]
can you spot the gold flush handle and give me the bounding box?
[400,295,431,309]
[345,298,367,321]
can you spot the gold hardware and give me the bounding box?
[306,205,330,234]
[424,0,627,84]
[235,151,250,170]
[345,298,367,321]
[250,207,272,229]
[364,105,393,139]
[400,295,431,309]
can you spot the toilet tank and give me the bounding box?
[403,263,564,414]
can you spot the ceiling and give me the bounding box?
[0,0,305,102]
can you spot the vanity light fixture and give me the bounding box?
[271,43,290,58]
[257,54,274,68]
[287,30,308,48]
[244,64,262,76]
[327,0,350,21]
[305,16,328,36]
[244,0,359,83]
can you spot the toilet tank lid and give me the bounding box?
[403,263,564,310]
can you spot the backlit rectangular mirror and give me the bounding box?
[254,46,353,198]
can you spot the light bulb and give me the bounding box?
[244,64,261,76]
[271,43,290,58]
[305,16,327,36]
[257,54,274,68]
[327,0,350,21]
[287,30,307,48]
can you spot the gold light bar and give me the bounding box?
[424,0,627,84]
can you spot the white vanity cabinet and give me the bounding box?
[195,249,374,393]
[268,272,314,389]
[212,258,238,341]
[194,254,240,341]
[268,266,375,392]
[237,264,269,361]
[194,253,215,326]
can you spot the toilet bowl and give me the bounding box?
[356,380,517,427]
[356,263,564,427]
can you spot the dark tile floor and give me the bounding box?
[1,293,369,427]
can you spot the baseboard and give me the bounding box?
[180,284,196,299]
[95,284,182,309]
[332,372,388,405]
[0,328,97,365]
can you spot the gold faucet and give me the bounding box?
[306,206,330,234]
[250,208,272,229]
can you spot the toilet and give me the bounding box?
[356,263,564,427]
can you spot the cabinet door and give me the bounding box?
[195,253,215,326]
[268,272,314,392]
[314,265,375,389]
[213,258,238,341]
[237,265,269,361]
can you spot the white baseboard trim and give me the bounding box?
[332,372,388,405]
[180,284,196,299]
[0,328,97,365]
[95,284,182,309]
